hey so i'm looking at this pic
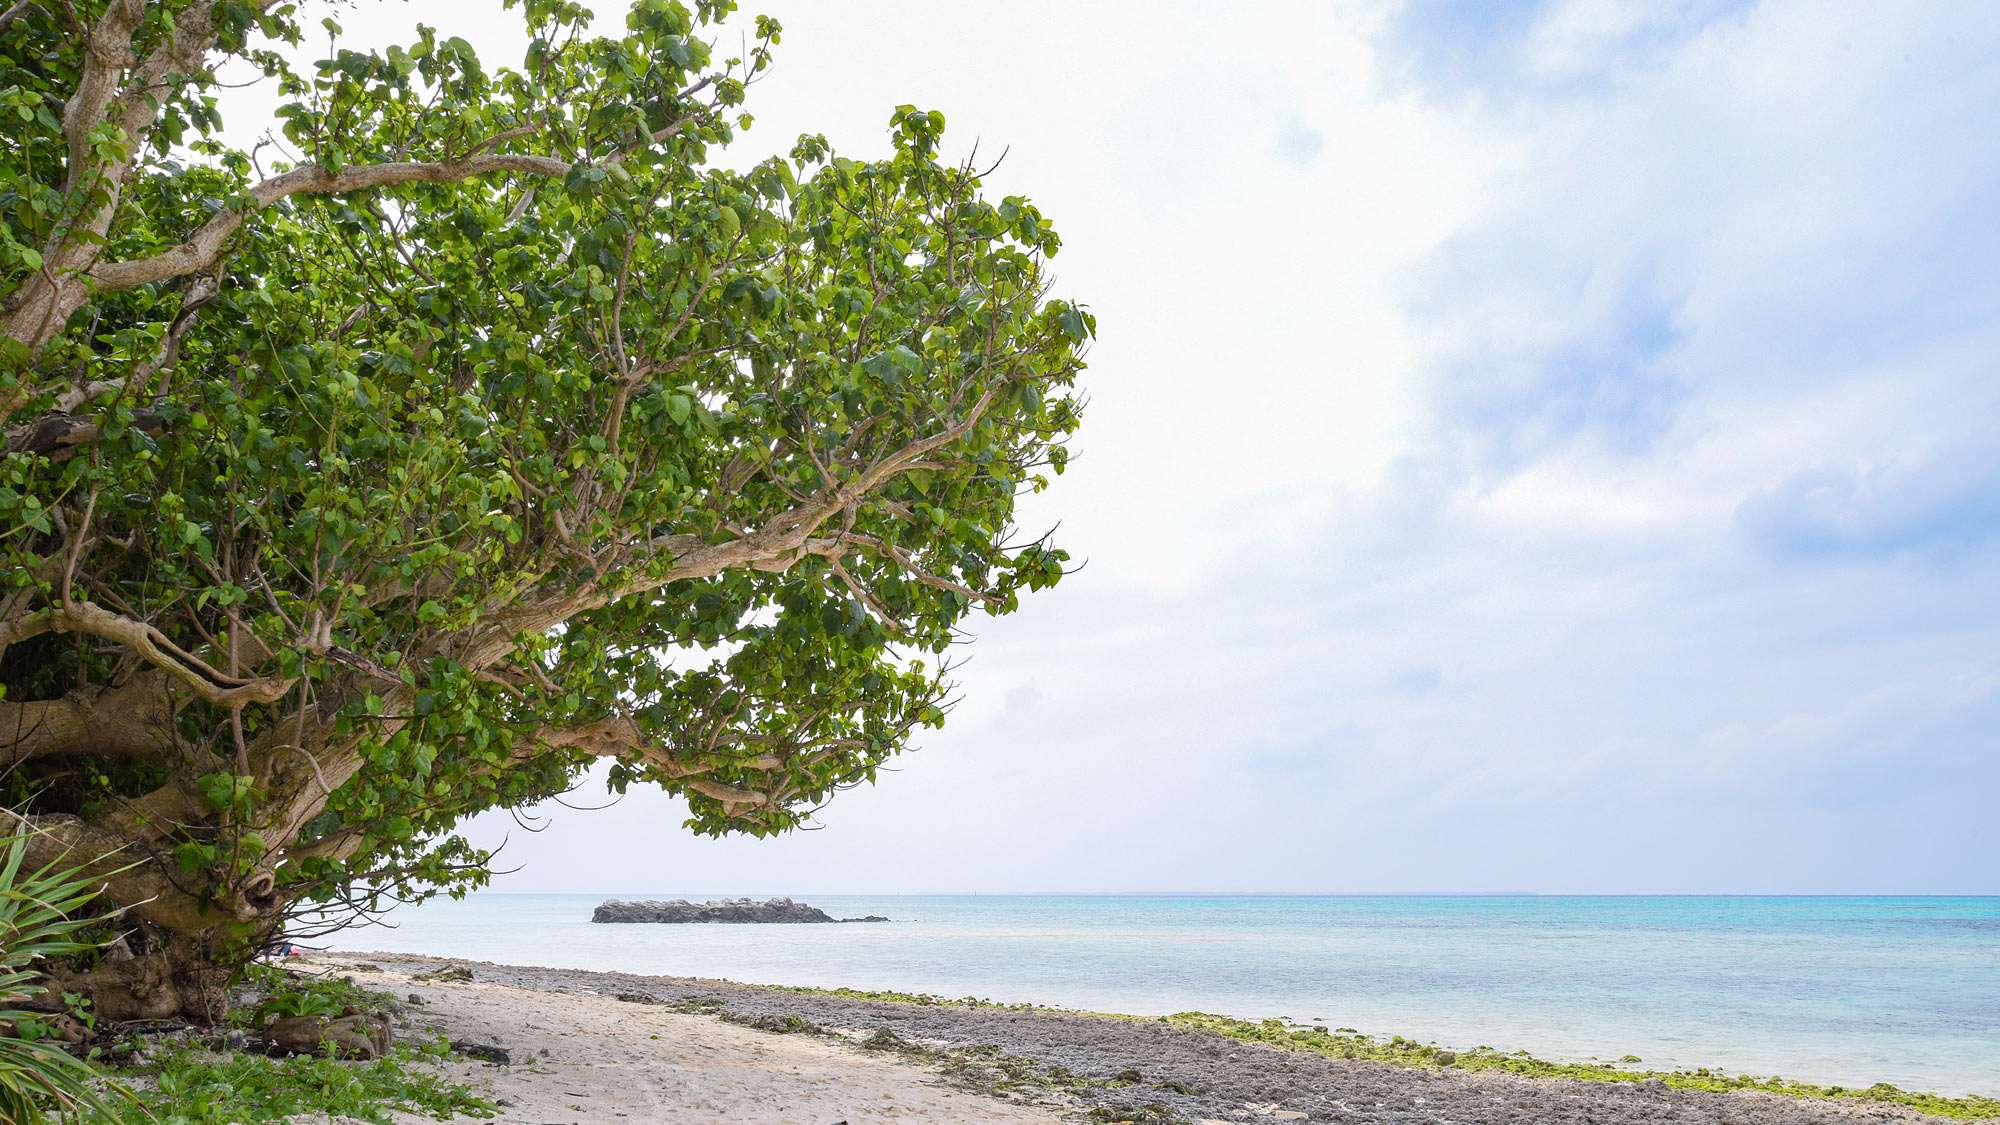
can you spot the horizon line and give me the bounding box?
[455,890,2000,899]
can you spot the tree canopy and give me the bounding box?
[0,0,1087,1020]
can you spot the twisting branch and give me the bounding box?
[0,602,292,706]
[59,0,146,194]
[838,531,1004,606]
[89,153,572,291]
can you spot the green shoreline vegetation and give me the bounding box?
[755,982,2000,1121]
[1163,1013,2000,1123]
[67,965,492,1125]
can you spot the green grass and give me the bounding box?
[1161,1013,2000,1122]
[105,1039,494,1125]
[87,962,492,1125]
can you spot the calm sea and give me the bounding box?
[320,894,2000,1096]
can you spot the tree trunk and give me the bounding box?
[44,932,236,1025]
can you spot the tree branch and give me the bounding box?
[60,0,145,196]
[0,0,44,35]
[0,674,172,763]
[839,531,1004,606]
[0,602,291,705]
[89,153,572,291]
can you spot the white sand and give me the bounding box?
[306,959,1070,1124]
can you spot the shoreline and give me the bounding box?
[311,951,2000,1124]
[319,891,1999,1095]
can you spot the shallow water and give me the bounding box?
[320,894,2000,1096]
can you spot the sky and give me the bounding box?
[255,0,2000,893]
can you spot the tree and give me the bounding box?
[0,0,1086,1022]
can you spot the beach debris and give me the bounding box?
[589,896,889,924]
[863,1026,907,1050]
[615,991,661,1004]
[450,1039,511,1064]
[723,1011,820,1034]
[412,963,474,982]
[193,1029,248,1053]
[259,1007,392,1059]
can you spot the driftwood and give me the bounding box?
[258,1006,391,1059]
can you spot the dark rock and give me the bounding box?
[412,963,474,981]
[450,1039,511,1064]
[616,992,661,1004]
[589,896,880,924]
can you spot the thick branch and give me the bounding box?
[89,154,571,291]
[0,601,290,705]
[529,716,779,777]
[0,674,172,762]
[4,406,163,461]
[60,0,145,194]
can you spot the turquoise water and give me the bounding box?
[321,894,2000,1096]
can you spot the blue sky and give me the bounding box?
[308,0,2000,893]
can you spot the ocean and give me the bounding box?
[319,894,2000,1096]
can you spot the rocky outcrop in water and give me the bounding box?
[590,897,888,924]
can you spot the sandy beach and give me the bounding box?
[307,953,1986,1125]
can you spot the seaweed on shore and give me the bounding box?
[1161,1013,2000,1122]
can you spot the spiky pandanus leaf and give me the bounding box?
[0,833,146,1123]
